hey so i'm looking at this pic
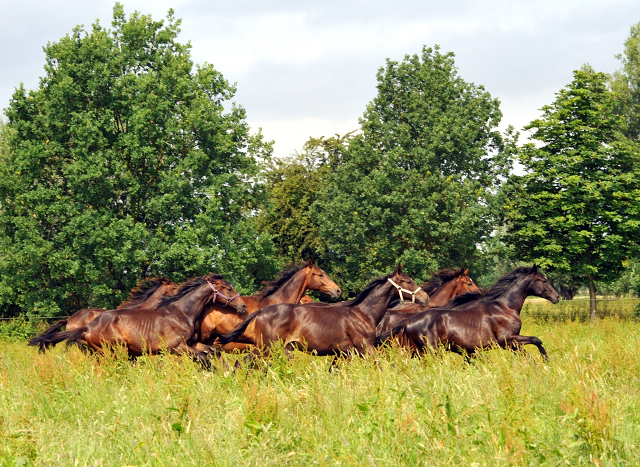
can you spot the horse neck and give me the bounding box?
[170,284,214,323]
[496,276,533,314]
[356,281,396,325]
[140,284,173,309]
[257,269,308,307]
[428,279,459,307]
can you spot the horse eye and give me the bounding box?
[319,274,324,278]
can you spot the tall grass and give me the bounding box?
[0,318,638,466]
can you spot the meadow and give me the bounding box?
[0,303,638,466]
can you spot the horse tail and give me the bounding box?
[28,319,68,352]
[63,327,88,350]
[28,326,87,352]
[375,320,408,347]
[217,311,261,345]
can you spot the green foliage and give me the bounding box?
[0,319,41,341]
[259,134,352,265]
[0,4,277,316]
[0,119,11,164]
[611,21,640,141]
[1,320,639,465]
[310,46,515,294]
[503,69,640,292]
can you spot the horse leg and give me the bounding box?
[171,343,214,369]
[506,335,549,361]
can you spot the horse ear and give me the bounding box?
[307,258,314,267]
[463,268,469,275]
[532,264,538,273]
[395,263,403,274]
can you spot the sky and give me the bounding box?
[1,0,640,158]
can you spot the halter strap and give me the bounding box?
[207,281,240,307]
[387,278,421,304]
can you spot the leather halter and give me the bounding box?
[207,281,240,307]
[387,278,421,304]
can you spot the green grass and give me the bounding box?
[0,318,639,466]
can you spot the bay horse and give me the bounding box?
[30,274,246,363]
[377,268,481,335]
[196,259,341,352]
[218,265,428,358]
[29,277,179,352]
[376,266,560,360]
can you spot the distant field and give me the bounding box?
[522,297,639,322]
[0,317,639,466]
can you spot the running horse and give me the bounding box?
[196,259,341,352]
[30,274,246,363]
[376,266,560,360]
[376,268,481,335]
[29,277,179,351]
[218,265,428,359]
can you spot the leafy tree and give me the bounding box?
[0,4,277,317]
[611,21,640,141]
[310,46,514,295]
[0,119,10,164]
[259,134,351,266]
[503,68,640,321]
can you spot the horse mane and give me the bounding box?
[421,268,466,295]
[158,273,223,307]
[442,266,535,308]
[253,263,306,300]
[118,277,172,309]
[344,274,393,307]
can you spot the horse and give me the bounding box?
[196,259,341,352]
[377,268,481,336]
[375,266,560,360]
[300,295,315,304]
[217,265,428,359]
[29,277,179,352]
[29,274,246,363]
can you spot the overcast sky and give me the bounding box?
[1,0,640,157]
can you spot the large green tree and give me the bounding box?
[310,46,514,294]
[259,134,351,266]
[611,21,640,142]
[503,68,640,321]
[0,4,277,317]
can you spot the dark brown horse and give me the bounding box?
[29,277,179,352]
[218,265,428,358]
[196,260,341,352]
[376,266,560,360]
[29,274,246,363]
[377,268,481,335]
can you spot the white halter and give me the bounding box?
[387,278,421,304]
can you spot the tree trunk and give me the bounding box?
[587,275,597,323]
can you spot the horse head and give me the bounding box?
[453,268,481,296]
[528,266,560,304]
[304,259,341,299]
[206,273,247,312]
[389,264,429,306]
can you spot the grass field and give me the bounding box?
[0,309,639,466]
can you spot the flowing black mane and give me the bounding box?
[443,266,536,308]
[421,268,466,295]
[345,274,394,307]
[254,263,306,300]
[158,274,223,307]
[118,277,172,309]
